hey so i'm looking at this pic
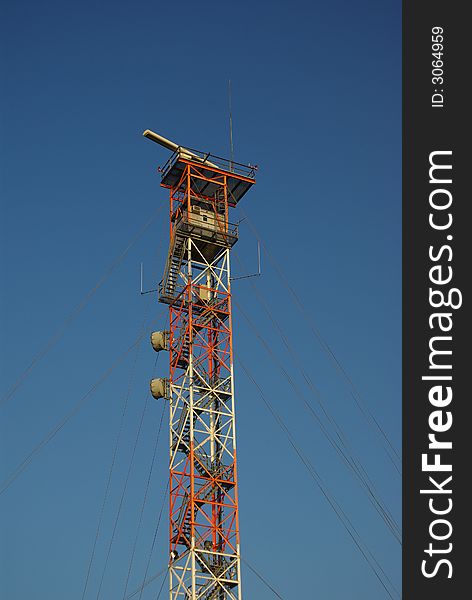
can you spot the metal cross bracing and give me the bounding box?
[149,149,255,600]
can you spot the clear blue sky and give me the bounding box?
[1,1,401,598]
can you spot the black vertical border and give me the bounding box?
[403,2,468,598]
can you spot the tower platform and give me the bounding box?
[160,148,256,206]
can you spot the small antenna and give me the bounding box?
[231,242,262,281]
[257,240,261,274]
[228,79,234,172]
[139,262,159,295]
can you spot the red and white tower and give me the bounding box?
[145,130,256,600]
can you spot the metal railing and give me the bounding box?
[161,147,257,180]
[175,211,239,241]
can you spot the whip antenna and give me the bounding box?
[228,79,234,171]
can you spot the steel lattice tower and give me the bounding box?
[146,130,256,600]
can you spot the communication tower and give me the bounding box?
[145,130,256,600]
